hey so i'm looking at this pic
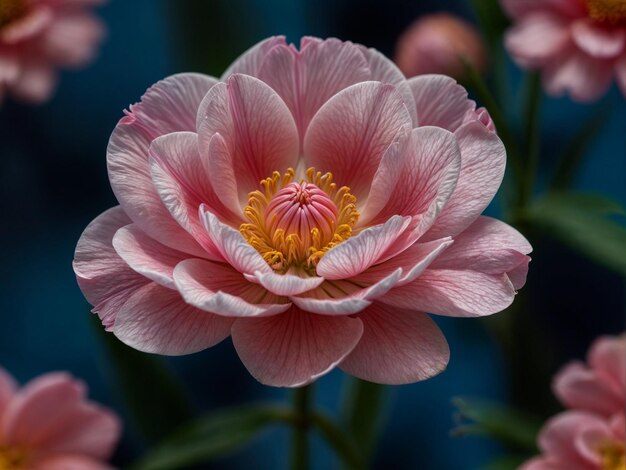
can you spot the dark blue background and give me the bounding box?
[1,0,624,468]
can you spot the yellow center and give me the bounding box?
[0,0,28,29]
[240,168,359,273]
[587,0,626,24]
[598,441,626,470]
[0,446,27,470]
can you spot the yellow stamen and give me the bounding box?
[587,0,626,24]
[0,0,28,29]
[240,167,359,273]
[0,446,28,470]
[598,441,625,470]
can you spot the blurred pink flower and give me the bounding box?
[521,334,625,470]
[395,13,487,79]
[0,0,105,104]
[0,368,121,469]
[502,0,626,101]
[74,36,531,388]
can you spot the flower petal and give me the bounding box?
[231,308,363,387]
[0,368,17,416]
[571,19,626,59]
[424,122,506,240]
[248,271,324,296]
[339,304,449,384]
[73,207,150,330]
[408,74,474,131]
[304,81,412,200]
[108,73,217,256]
[112,283,233,355]
[221,36,287,79]
[500,0,586,20]
[616,55,626,98]
[258,38,370,140]
[33,456,113,470]
[196,74,299,199]
[317,216,411,279]
[10,61,56,104]
[588,335,626,400]
[173,259,289,317]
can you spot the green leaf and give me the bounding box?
[92,317,191,444]
[522,192,626,275]
[452,398,542,451]
[312,412,365,470]
[341,378,387,460]
[470,0,510,47]
[131,405,295,470]
[482,455,532,470]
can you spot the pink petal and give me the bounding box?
[73,207,150,330]
[500,0,586,20]
[616,55,626,98]
[424,122,506,240]
[505,13,571,68]
[196,74,299,199]
[304,81,412,200]
[200,209,271,275]
[317,216,411,279]
[553,362,624,416]
[0,368,17,415]
[357,44,418,124]
[112,224,190,289]
[339,303,449,384]
[571,19,626,59]
[575,421,614,466]
[2,373,119,459]
[108,73,218,256]
[291,269,402,315]
[247,271,324,296]
[33,456,113,470]
[380,269,516,317]
[0,6,52,43]
[231,307,363,387]
[39,12,105,67]
[429,216,532,276]
[408,75,474,131]
[149,131,239,259]
[173,259,290,317]
[207,133,243,214]
[519,457,563,470]
[221,36,287,79]
[258,38,370,141]
[112,283,233,355]
[362,126,461,227]
[543,48,614,102]
[538,411,605,468]
[10,61,56,103]
[588,335,626,400]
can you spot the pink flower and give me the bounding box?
[502,0,626,101]
[74,36,531,388]
[521,334,626,470]
[395,13,487,79]
[0,0,105,104]
[0,368,121,469]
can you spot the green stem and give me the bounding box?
[291,385,312,470]
[312,412,366,470]
[520,73,542,208]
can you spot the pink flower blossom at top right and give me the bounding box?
[502,0,626,102]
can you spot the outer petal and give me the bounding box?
[519,457,563,470]
[258,38,370,140]
[112,283,233,355]
[10,61,56,103]
[33,456,113,470]
[339,304,449,384]
[409,75,474,131]
[112,224,190,289]
[571,19,626,59]
[505,13,571,67]
[616,54,626,98]
[107,73,218,256]
[221,36,287,79]
[500,0,586,20]
[2,373,119,459]
[247,271,324,297]
[149,131,239,258]
[423,122,506,240]
[73,207,149,330]
[231,307,363,387]
[543,48,614,102]
[304,81,412,200]
[196,74,299,201]
[361,126,461,228]
[588,335,626,399]
[173,259,290,317]
[0,368,17,415]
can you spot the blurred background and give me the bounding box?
[0,0,624,468]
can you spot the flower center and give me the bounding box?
[0,446,27,470]
[598,441,625,470]
[587,0,626,24]
[240,168,359,273]
[0,0,28,29]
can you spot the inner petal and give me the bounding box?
[597,440,625,470]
